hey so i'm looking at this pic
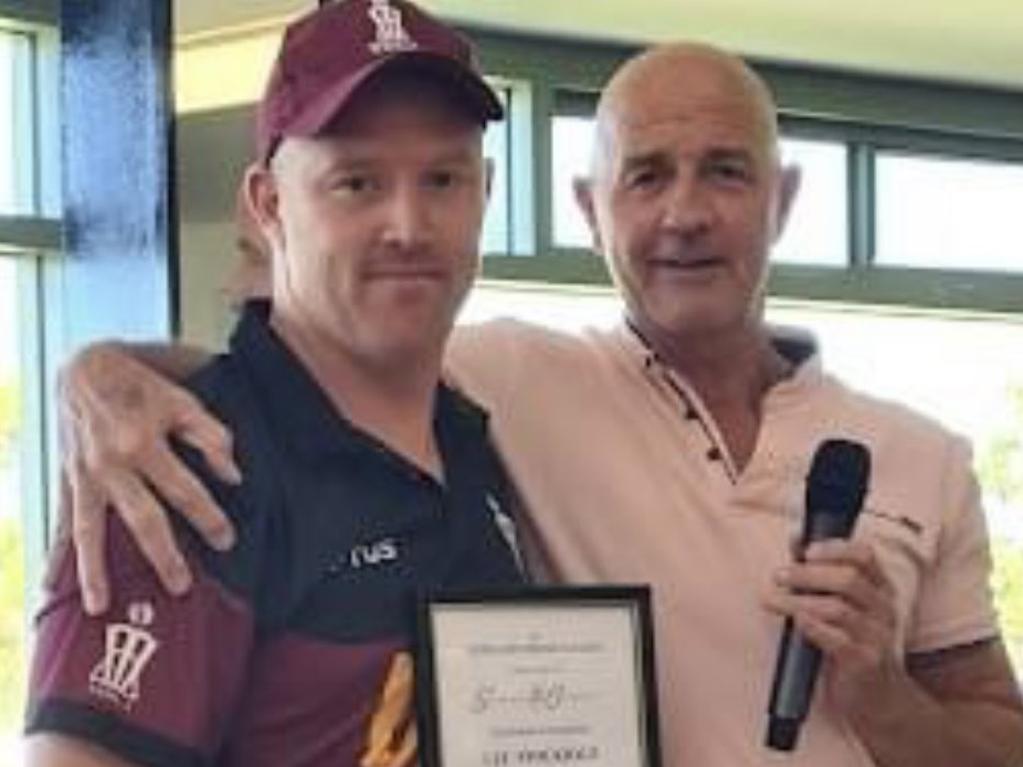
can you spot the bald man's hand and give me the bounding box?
[764,539,901,711]
[58,342,241,614]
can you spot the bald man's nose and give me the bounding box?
[662,175,713,235]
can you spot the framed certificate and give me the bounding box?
[415,586,661,767]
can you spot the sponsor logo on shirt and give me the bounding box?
[349,538,400,570]
[89,601,159,710]
[367,0,417,55]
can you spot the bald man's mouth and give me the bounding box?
[647,254,724,276]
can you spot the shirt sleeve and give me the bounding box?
[907,436,1000,654]
[26,514,255,767]
[445,320,528,419]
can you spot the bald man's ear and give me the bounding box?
[772,164,802,243]
[573,176,604,254]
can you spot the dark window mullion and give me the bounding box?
[848,142,875,269]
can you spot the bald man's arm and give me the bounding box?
[59,340,237,613]
[848,639,1023,767]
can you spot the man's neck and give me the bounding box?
[638,318,792,471]
[270,313,444,479]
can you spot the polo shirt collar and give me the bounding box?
[229,301,488,463]
[614,317,823,385]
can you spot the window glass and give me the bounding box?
[876,153,1023,271]
[481,85,511,256]
[551,115,596,249]
[0,30,31,216]
[773,138,847,265]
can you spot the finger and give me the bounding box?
[104,470,193,596]
[141,443,235,550]
[44,473,74,592]
[392,721,417,767]
[802,540,893,594]
[796,607,894,672]
[69,465,110,615]
[777,589,894,652]
[173,394,242,485]
[793,611,856,657]
[775,562,877,612]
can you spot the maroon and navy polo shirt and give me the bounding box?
[27,301,525,767]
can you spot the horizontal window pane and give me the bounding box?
[876,153,1023,272]
[0,30,31,216]
[773,138,848,266]
[552,115,596,250]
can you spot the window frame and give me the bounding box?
[0,8,60,614]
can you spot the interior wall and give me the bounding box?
[177,105,255,349]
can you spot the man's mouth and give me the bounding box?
[648,255,722,272]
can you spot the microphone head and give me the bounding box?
[805,439,871,522]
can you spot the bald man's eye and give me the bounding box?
[624,165,666,191]
[704,157,754,186]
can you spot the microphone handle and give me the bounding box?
[766,507,859,750]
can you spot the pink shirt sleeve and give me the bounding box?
[907,437,1000,654]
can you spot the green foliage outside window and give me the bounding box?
[0,378,24,733]
[977,384,1023,673]
[0,516,25,732]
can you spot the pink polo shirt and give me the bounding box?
[446,318,998,767]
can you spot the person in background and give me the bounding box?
[53,36,1023,767]
[25,2,524,765]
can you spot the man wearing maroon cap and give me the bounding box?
[25,2,523,766]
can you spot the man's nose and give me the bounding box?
[381,185,432,251]
[662,175,713,236]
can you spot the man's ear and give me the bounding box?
[243,162,282,253]
[772,164,802,243]
[483,156,494,203]
[573,176,604,254]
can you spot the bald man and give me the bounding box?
[59,43,1023,766]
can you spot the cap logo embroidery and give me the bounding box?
[367,0,418,55]
[88,601,160,710]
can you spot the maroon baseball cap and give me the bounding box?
[256,0,503,163]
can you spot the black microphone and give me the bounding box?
[766,439,871,752]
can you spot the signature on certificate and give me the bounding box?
[469,682,592,714]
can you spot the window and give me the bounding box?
[773,138,847,266]
[875,152,1023,272]
[0,29,30,215]
[0,17,55,764]
[551,115,595,249]
[481,83,513,256]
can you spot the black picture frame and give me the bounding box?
[415,585,661,767]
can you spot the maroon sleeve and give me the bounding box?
[26,517,255,767]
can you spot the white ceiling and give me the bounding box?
[175,0,1023,89]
